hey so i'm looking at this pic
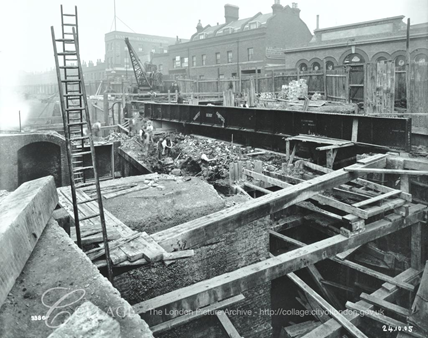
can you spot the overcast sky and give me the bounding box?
[0,0,427,75]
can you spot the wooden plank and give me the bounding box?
[152,155,387,253]
[331,257,415,292]
[345,168,428,176]
[244,182,271,194]
[316,143,353,151]
[359,293,410,317]
[163,250,195,261]
[336,246,362,260]
[351,118,359,142]
[302,268,420,338]
[134,205,425,320]
[352,190,402,208]
[244,169,369,219]
[288,272,368,338]
[270,232,414,292]
[254,160,263,173]
[216,310,242,338]
[0,176,58,308]
[283,321,321,338]
[103,184,150,199]
[411,222,423,270]
[86,232,140,261]
[355,178,412,202]
[345,302,424,338]
[150,294,245,334]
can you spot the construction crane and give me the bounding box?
[124,37,163,92]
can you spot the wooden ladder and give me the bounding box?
[51,5,114,282]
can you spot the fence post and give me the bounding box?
[323,60,327,99]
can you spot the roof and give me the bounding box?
[192,12,273,41]
[314,15,405,33]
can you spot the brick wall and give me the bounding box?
[114,213,272,337]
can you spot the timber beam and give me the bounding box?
[152,154,387,252]
[133,204,426,325]
[301,268,422,338]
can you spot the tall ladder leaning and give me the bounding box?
[51,5,114,283]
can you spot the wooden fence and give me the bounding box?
[408,62,428,114]
[365,61,395,114]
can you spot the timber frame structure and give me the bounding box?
[131,153,427,337]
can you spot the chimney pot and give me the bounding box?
[224,4,239,24]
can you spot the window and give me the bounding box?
[299,63,308,71]
[227,51,233,63]
[376,56,387,63]
[232,72,237,78]
[182,57,188,67]
[326,61,335,70]
[159,64,163,72]
[202,54,206,66]
[192,55,196,67]
[415,53,428,63]
[312,62,321,71]
[216,52,220,64]
[199,34,206,40]
[395,55,406,70]
[247,48,254,61]
[199,75,205,79]
[219,74,225,79]
[138,47,143,52]
[344,53,365,64]
[249,22,258,29]
[223,28,233,34]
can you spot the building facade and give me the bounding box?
[104,31,177,81]
[151,2,313,80]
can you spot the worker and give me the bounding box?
[92,121,101,137]
[157,137,164,159]
[177,92,184,104]
[161,136,173,156]
[143,120,154,155]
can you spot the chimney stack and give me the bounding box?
[291,2,301,17]
[316,15,319,30]
[272,0,283,14]
[224,4,239,24]
[196,19,203,33]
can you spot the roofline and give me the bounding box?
[104,30,176,41]
[282,31,428,54]
[224,4,239,8]
[314,15,405,33]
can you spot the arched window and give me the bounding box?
[376,56,387,63]
[395,55,406,70]
[344,53,365,64]
[299,63,308,71]
[312,62,321,71]
[415,53,428,63]
[326,61,335,70]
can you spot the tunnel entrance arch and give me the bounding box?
[18,142,62,187]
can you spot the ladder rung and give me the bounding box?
[64,94,83,97]
[66,90,81,93]
[75,182,94,188]
[74,166,94,172]
[56,39,75,43]
[57,52,77,56]
[63,32,74,35]
[62,79,81,83]
[78,198,98,204]
[70,135,89,141]
[62,14,76,17]
[66,107,85,111]
[60,66,79,69]
[73,161,83,164]
[63,23,77,26]
[79,213,100,221]
[68,121,87,126]
[65,59,78,62]
[72,151,92,157]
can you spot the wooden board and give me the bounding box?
[216,310,242,338]
[153,155,387,253]
[133,204,425,321]
[0,176,58,308]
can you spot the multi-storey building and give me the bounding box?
[151,1,313,80]
[104,31,177,81]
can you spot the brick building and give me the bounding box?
[151,1,313,80]
[104,30,177,82]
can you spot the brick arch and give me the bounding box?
[338,48,370,65]
[295,58,309,71]
[309,57,323,70]
[411,47,428,61]
[370,51,392,63]
[0,132,69,191]
[391,50,407,60]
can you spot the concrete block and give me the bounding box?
[0,176,58,308]
[48,301,121,338]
